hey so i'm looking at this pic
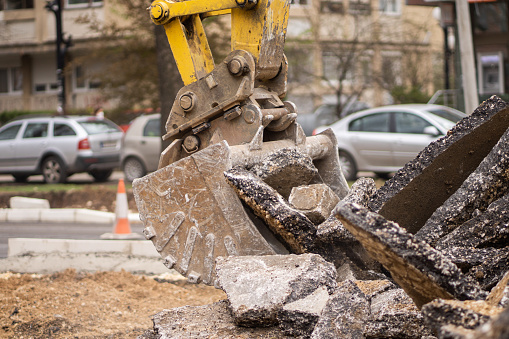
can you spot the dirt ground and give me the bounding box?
[1,186,226,338]
[0,269,227,338]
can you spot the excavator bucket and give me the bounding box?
[133,129,347,286]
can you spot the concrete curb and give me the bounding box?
[7,238,158,257]
[0,208,142,224]
[0,238,177,276]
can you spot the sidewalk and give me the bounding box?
[0,238,176,276]
[0,196,142,224]
[0,197,180,276]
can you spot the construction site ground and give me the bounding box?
[0,177,386,338]
[1,269,226,338]
[0,184,225,338]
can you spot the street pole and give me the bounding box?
[455,0,478,114]
[46,0,72,115]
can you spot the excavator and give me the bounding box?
[133,0,348,285]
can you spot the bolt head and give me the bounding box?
[228,57,248,76]
[243,109,256,124]
[151,3,164,20]
[179,93,194,111]
[183,135,200,153]
[228,59,242,75]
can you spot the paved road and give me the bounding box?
[0,221,145,258]
[0,170,125,185]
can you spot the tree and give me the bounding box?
[285,0,441,120]
[74,0,229,121]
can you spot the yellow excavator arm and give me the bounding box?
[149,0,290,84]
[147,0,296,168]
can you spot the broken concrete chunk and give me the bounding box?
[334,201,486,308]
[215,254,337,327]
[437,324,476,339]
[501,287,509,308]
[368,96,509,235]
[421,299,504,335]
[277,286,330,338]
[315,177,377,244]
[354,279,396,301]
[313,177,377,244]
[365,288,433,338]
[435,193,509,251]
[248,148,318,199]
[443,247,506,271]
[224,167,317,253]
[308,177,384,279]
[469,250,509,291]
[289,184,340,224]
[151,300,290,338]
[310,280,370,339]
[343,177,377,206]
[486,271,509,308]
[442,248,509,291]
[416,127,509,247]
[469,305,509,339]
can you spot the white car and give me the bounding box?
[313,104,467,181]
[121,113,161,181]
[0,115,123,183]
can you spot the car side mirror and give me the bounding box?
[423,126,440,136]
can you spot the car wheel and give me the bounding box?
[12,174,29,183]
[90,169,113,182]
[42,156,67,184]
[338,151,357,181]
[123,157,146,182]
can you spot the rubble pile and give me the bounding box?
[138,96,509,339]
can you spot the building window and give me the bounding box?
[75,65,86,89]
[381,53,402,87]
[360,57,372,83]
[74,65,102,91]
[1,0,34,10]
[290,0,308,6]
[379,0,400,15]
[0,67,23,94]
[349,0,371,15]
[66,0,102,7]
[286,46,314,84]
[320,0,344,14]
[322,51,355,83]
[473,1,508,34]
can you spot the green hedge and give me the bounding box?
[0,110,54,126]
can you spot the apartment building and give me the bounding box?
[0,0,112,113]
[0,0,442,114]
[285,0,443,113]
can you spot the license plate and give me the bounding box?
[100,141,116,148]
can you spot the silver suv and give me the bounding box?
[0,115,124,183]
[121,113,161,182]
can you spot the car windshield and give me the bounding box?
[427,108,464,123]
[78,120,121,135]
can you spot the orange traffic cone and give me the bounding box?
[113,178,131,234]
[101,178,142,240]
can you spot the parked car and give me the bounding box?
[0,115,124,183]
[121,113,161,181]
[313,104,467,181]
[297,100,370,136]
